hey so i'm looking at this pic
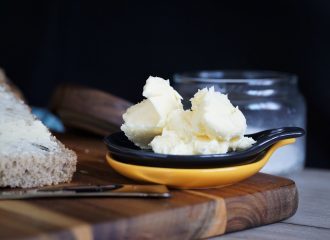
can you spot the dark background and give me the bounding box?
[0,1,329,168]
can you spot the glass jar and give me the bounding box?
[173,70,306,175]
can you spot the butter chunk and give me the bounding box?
[150,86,256,155]
[150,130,194,155]
[122,78,256,155]
[191,87,247,141]
[143,76,183,105]
[150,108,235,155]
[150,131,231,155]
[229,136,256,151]
[163,109,194,141]
[121,76,183,149]
[121,99,163,149]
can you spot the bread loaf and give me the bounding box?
[0,81,77,188]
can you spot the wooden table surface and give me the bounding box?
[212,168,330,240]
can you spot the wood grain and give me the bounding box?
[0,133,298,240]
[50,84,132,136]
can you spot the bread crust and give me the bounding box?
[0,71,77,188]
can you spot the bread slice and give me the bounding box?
[0,82,77,188]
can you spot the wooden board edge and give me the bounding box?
[225,180,298,233]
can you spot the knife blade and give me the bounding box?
[0,184,171,199]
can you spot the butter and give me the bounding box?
[121,77,255,154]
[190,87,247,141]
[120,76,183,149]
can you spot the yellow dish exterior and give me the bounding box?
[106,138,296,189]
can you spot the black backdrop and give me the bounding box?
[0,1,329,168]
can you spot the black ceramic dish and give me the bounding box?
[104,127,305,169]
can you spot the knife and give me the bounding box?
[0,184,171,199]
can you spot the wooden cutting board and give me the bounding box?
[0,133,298,240]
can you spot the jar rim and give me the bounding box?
[174,70,298,85]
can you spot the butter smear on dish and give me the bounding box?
[121,76,255,155]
